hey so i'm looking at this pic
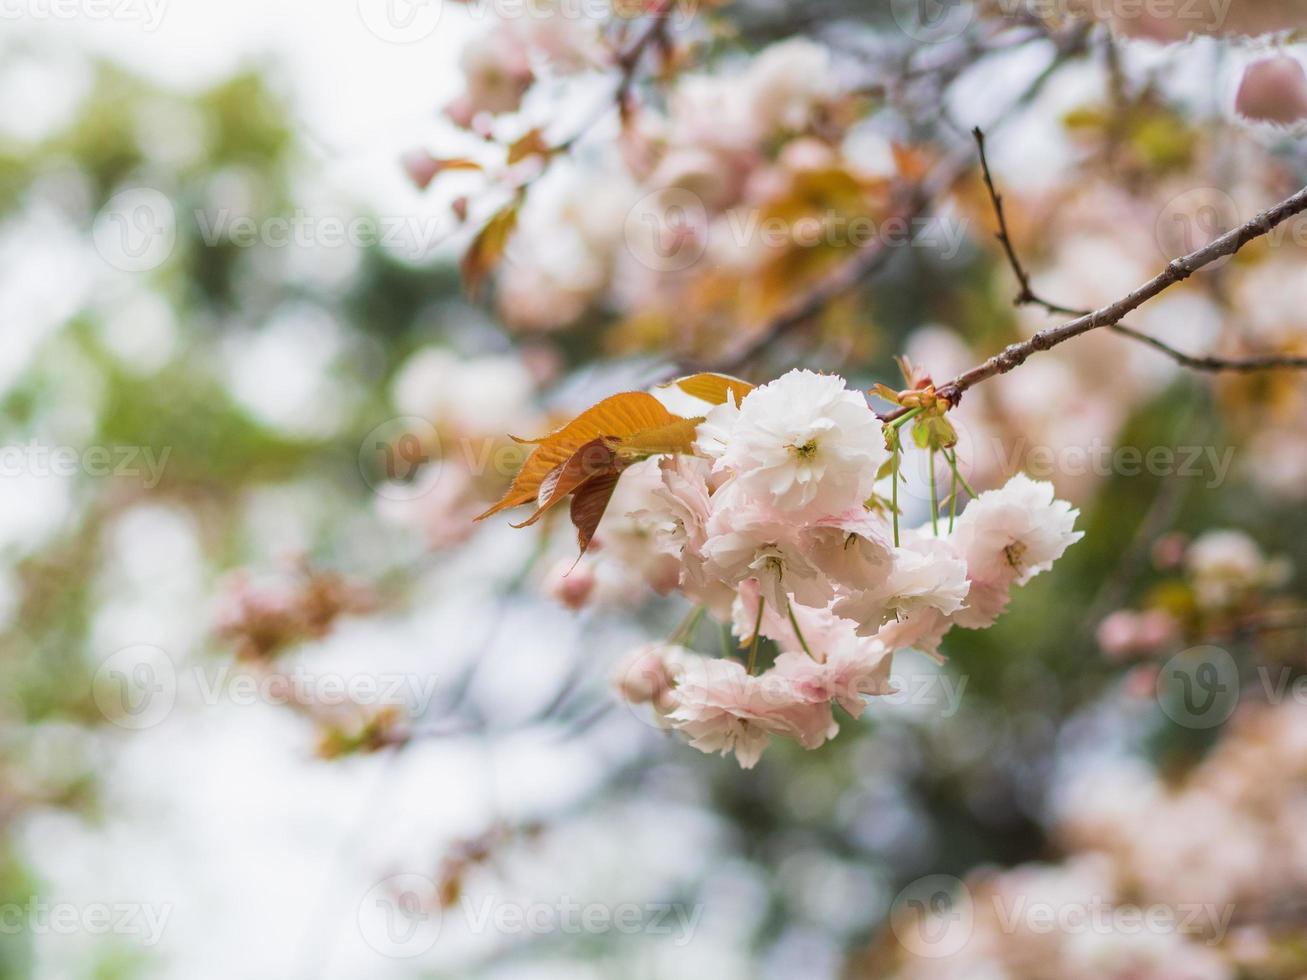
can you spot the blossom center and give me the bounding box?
[789,439,819,461]
[1004,541,1027,570]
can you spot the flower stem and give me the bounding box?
[891,438,901,547]
[787,600,816,659]
[747,596,765,674]
[946,448,977,500]
[889,406,924,429]
[670,605,705,646]
[929,448,939,536]
[948,462,959,533]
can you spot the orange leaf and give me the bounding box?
[606,416,704,459]
[571,470,622,555]
[661,373,754,406]
[511,439,619,528]
[460,197,521,298]
[506,128,552,165]
[476,391,683,521]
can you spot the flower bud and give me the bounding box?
[543,558,596,611]
[1236,56,1307,126]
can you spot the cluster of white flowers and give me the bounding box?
[609,369,1083,767]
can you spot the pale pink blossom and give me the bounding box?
[666,655,838,768]
[1096,609,1181,660]
[834,534,970,636]
[801,510,894,592]
[697,369,887,519]
[702,485,835,612]
[950,474,1083,628]
[1185,529,1280,608]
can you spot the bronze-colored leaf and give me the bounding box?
[606,416,704,459]
[571,470,622,555]
[661,373,754,406]
[460,197,521,298]
[506,128,552,165]
[476,391,683,521]
[511,438,618,528]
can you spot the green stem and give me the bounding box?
[787,600,816,659]
[670,605,705,646]
[889,406,924,429]
[747,596,765,674]
[947,449,977,500]
[891,438,901,548]
[948,462,959,533]
[929,448,939,536]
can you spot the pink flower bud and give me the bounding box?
[1236,56,1307,126]
[401,149,442,191]
[543,558,596,611]
[613,645,678,705]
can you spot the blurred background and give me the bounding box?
[4,1,1307,978]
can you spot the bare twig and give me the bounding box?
[972,126,1307,377]
[1107,323,1307,373]
[881,162,1307,422]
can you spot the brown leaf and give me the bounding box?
[571,470,622,555]
[476,391,683,521]
[511,438,618,528]
[460,197,521,298]
[661,373,754,406]
[506,128,552,165]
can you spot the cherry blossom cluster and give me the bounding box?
[608,369,1083,767]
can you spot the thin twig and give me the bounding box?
[881,177,1307,422]
[972,126,1307,376]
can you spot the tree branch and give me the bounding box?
[972,126,1307,376]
